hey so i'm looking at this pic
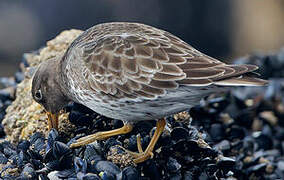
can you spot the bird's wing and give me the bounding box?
[72,22,265,100]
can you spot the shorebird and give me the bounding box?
[31,22,267,163]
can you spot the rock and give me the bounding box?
[227,125,246,140]
[0,77,16,88]
[0,163,20,177]
[0,152,8,164]
[0,87,15,102]
[2,29,82,144]
[106,146,135,168]
[183,171,194,180]
[17,140,30,152]
[171,127,189,142]
[173,111,190,122]
[74,157,87,174]
[259,111,278,126]
[277,161,284,172]
[14,72,24,83]
[84,144,103,163]
[169,172,182,180]
[217,156,236,168]
[0,124,5,138]
[81,173,100,180]
[20,163,36,180]
[104,137,122,153]
[120,166,139,180]
[52,141,73,170]
[253,133,273,150]
[94,160,121,177]
[213,140,231,152]
[142,160,161,179]
[167,157,181,173]
[47,171,61,180]
[209,123,226,142]
[247,163,267,175]
[55,169,76,179]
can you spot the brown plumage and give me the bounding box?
[31,22,267,163]
[60,22,266,100]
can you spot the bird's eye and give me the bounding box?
[34,89,42,101]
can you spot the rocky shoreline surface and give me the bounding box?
[0,30,283,179]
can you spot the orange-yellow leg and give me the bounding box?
[47,112,59,131]
[70,123,133,148]
[126,118,166,163]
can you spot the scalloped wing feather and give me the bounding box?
[67,22,266,101]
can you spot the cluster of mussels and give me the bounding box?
[0,48,284,179]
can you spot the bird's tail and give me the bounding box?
[214,75,268,86]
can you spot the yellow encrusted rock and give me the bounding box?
[2,29,83,144]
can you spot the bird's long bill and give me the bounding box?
[47,112,59,131]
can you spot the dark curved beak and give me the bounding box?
[47,112,59,130]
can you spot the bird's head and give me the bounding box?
[31,58,69,130]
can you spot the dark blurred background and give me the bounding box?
[0,0,283,76]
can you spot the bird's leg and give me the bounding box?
[70,123,133,148]
[125,118,166,163]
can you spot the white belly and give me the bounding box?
[80,86,215,122]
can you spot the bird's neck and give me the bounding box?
[55,53,74,101]
[46,56,69,102]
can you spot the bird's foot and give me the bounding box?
[122,118,166,164]
[126,134,154,163]
[70,123,133,148]
[125,150,154,164]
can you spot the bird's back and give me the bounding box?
[59,22,267,121]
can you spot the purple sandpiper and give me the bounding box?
[31,22,267,163]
